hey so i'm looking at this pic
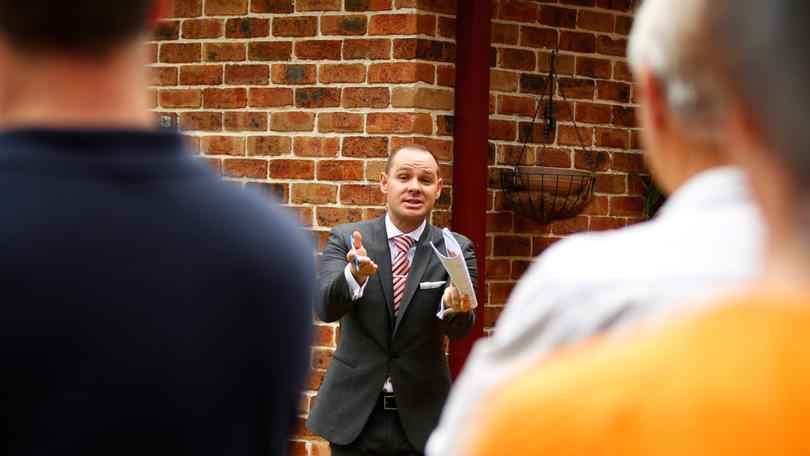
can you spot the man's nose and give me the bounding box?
[407,178,420,191]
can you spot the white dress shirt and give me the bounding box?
[426,166,766,456]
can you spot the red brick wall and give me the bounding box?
[147,0,643,454]
[484,0,643,332]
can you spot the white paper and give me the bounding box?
[430,228,478,318]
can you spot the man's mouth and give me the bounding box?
[403,198,423,208]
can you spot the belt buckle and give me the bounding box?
[383,394,398,410]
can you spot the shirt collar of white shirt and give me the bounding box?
[384,212,426,244]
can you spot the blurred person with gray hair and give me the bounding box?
[0,1,315,454]
[427,0,767,454]
[466,0,810,453]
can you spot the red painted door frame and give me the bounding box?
[449,0,491,379]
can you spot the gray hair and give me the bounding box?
[627,0,723,138]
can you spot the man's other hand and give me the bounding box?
[347,231,378,283]
[443,281,472,313]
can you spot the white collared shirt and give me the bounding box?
[344,213,425,300]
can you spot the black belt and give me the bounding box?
[379,394,397,411]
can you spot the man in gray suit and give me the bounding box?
[307,144,477,455]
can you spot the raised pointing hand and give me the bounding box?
[347,231,378,283]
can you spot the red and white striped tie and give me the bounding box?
[392,235,415,316]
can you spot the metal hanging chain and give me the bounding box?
[557,70,596,171]
[514,52,554,168]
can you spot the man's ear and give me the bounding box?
[637,65,669,134]
[435,177,443,198]
[379,171,389,194]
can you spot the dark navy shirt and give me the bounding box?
[0,129,314,455]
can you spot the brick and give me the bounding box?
[499,48,535,71]
[611,105,636,127]
[560,31,596,53]
[590,216,626,231]
[248,41,293,61]
[295,87,341,108]
[596,0,633,11]
[436,115,455,136]
[594,173,627,194]
[578,10,614,32]
[343,136,388,158]
[179,112,222,131]
[549,216,590,236]
[437,65,455,87]
[596,81,630,102]
[614,61,633,81]
[520,26,558,49]
[270,112,315,132]
[597,35,627,57]
[558,125,592,146]
[204,43,245,62]
[159,43,200,63]
[416,0,455,14]
[225,64,269,85]
[493,235,532,257]
[611,152,645,172]
[249,88,294,107]
[251,0,294,13]
[610,196,643,216]
[561,0,595,5]
[575,102,612,124]
[340,185,384,206]
[615,15,633,34]
[225,18,269,38]
[437,16,455,39]
[320,64,366,84]
[150,64,176,84]
[486,212,514,234]
[366,113,433,134]
[223,159,267,179]
[368,62,433,84]
[247,136,291,156]
[518,122,555,144]
[297,0,341,10]
[224,112,268,131]
[318,112,364,133]
[159,89,200,108]
[168,0,202,17]
[498,95,536,117]
[269,159,315,179]
[393,39,455,62]
[203,88,247,108]
[153,20,180,40]
[317,160,364,180]
[499,0,539,22]
[576,56,611,79]
[205,0,247,15]
[538,51,575,75]
[294,40,342,60]
[346,0,392,10]
[391,87,453,110]
[575,149,609,171]
[492,23,518,45]
[317,207,364,227]
[489,119,516,141]
[558,78,596,99]
[365,160,387,181]
[201,136,245,156]
[490,70,518,92]
[179,65,223,85]
[321,15,368,36]
[343,87,390,108]
[182,19,223,39]
[536,147,573,168]
[369,14,432,35]
[293,136,340,157]
[582,195,609,216]
[518,73,546,95]
[343,39,391,60]
[595,127,629,148]
[272,17,317,37]
[539,6,577,28]
[291,184,338,204]
[145,44,158,64]
[271,64,317,84]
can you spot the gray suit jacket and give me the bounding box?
[306,216,477,451]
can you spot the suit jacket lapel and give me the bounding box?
[392,223,435,335]
[369,216,395,327]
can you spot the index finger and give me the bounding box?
[352,231,363,250]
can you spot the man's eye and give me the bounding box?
[398,175,408,180]
[421,178,432,184]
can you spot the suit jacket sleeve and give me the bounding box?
[440,233,477,340]
[314,227,356,323]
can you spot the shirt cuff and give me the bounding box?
[344,263,368,301]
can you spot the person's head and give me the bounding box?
[0,0,157,58]
[380,144,443,232]
[627,0,731,194]
[700,0,810,268]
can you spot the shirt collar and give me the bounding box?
[656,166,754,219]
[385,212,426,243]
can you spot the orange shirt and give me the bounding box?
[468,295,810,455]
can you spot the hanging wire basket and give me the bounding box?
[500,50,596,224]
